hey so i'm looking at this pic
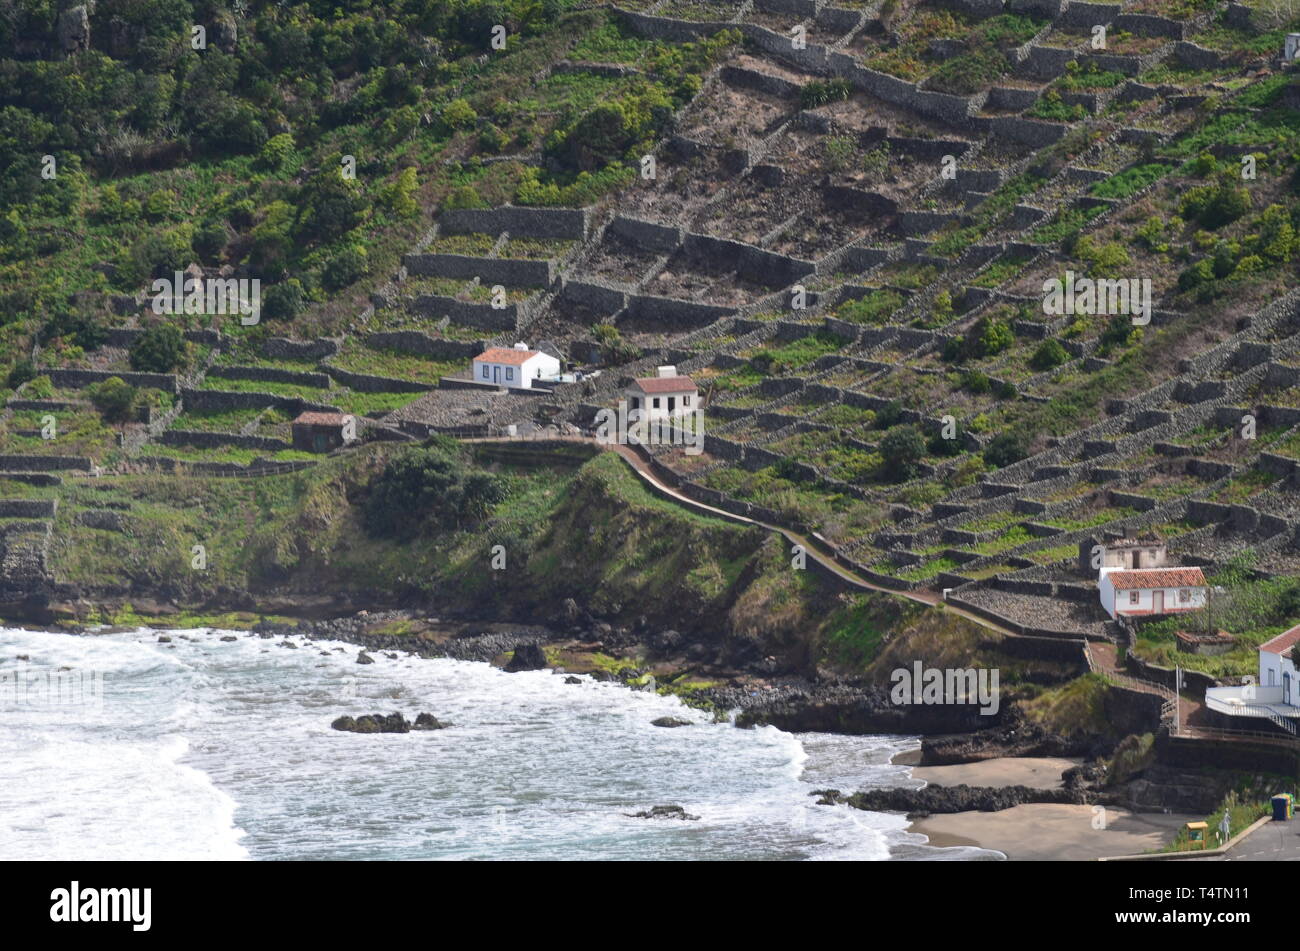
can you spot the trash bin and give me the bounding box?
[1272,794,1293,820]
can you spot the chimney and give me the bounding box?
[657,365,677,378]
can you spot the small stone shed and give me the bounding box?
[291,411,357,453]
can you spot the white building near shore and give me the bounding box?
[1205,624,1300,727]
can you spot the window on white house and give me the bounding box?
[506,368,514,381]
[481,365,489,379]
[1129,591,1140,605]
[652,397,660,408]
[1179,589,1191,602]
[683,395,691,406]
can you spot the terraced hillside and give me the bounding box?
[6,0,1300,681]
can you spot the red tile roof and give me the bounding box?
[631,376,698,394]
[293,412,351,427]
[1106,567,1206,590]
[476,347,539,366]
[1261,623,1300,655]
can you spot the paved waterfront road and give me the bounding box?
[1201,820,1300,861]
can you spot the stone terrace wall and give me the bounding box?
[49,369,180,393]
[683,232,815,286]
[160,430,290,452]
[208,365,332,387]
[263,337,340,360]
[403,253,554,286]
[439,205,590,240]
[322,366,435,394]
[609,215,683,254]
[0,498,57,518]
[623,294,737,328]
[409,294,525,332]
[180,388,340,414]
[0,454,92,471]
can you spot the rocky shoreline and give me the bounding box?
[25,603,1237,826]
[246,610,1053,743]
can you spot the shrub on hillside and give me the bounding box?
[1030,338,1069,371]
[363,440,507,540]
[130,324,187,373]
[262,278,305,322]
[320,244,369,291]
[879,425,926,482]
[983,430,1029,468]
[87,376,138,422]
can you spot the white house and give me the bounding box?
[624,366,698,421]
[472,343,561,390]
[1098,566,1208,620]
[1205,624,1300,725]
[1100,537,1167,571]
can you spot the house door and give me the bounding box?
[1286,673,1292,706]
[1132,550,1140,569]
[1153,590,1164,613]
[668,396,676,413]
[493,366,499,384]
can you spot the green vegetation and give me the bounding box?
[363,437,506,540]
[837,290,905,325]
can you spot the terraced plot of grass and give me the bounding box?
[167,408,265,434]
[329,347,462,382]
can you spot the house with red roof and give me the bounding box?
[1098,565,1208,620]
[624,366,698,422]
[472,343,561,390]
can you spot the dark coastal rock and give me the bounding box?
[1117,765,1236,813]
[157,635,171,643]
[651,717,692,728]
[819,782,1082,816]
[331,712,410,734]
[413,713,448,730]
[564,675,582,684]
[504,643,547,672]
[627,804,699,820]
[356,651,374,665]
[278,640,298,649]
[650,629,683,652]
[220,635,237,642]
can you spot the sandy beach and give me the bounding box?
[910,756,1082,790]
[901,756,1200,860]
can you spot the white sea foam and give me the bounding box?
[0,626,990,861]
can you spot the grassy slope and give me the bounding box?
[47,438,1036,679]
